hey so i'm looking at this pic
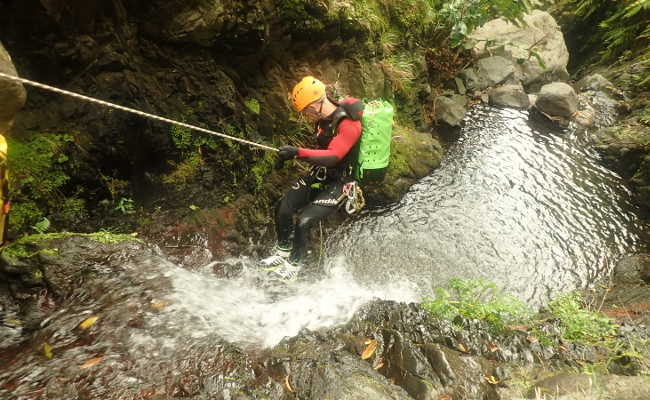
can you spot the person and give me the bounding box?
[260,76,364,279]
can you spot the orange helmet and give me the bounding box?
[291,76,325,112]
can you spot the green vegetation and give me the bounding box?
[440,0,531,47]
[421,278,531,333]
[547,292,617,344]
[114,197,136,215]
[245,98,260,115]
[555,0,650,88]
[251,150,276,192]
[163,153,204,189]
[8,133,87,235]
[421,279,618,345]
[2,231,140,260]
[169,110,221,157]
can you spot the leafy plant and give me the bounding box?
[421,278,531,332]
[548,292,617,344]
[163,152,204,188]
[32,217,50,234]
[114,197,136,215]
[245,98,260,115]
[439,0,531,48]
[169,109,220,157]
[555,0,650,88]
[7,133,87,235]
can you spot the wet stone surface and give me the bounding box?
[0,235,593,399]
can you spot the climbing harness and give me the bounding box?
[342,181,365,214]
[0,72,278,152]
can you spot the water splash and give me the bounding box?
[161,257,417,347]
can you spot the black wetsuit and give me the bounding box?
[276,97,363,261]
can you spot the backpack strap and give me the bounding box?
[331,100,365,130]
[330,108,349,130]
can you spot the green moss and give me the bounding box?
[87,231,141,244]
[163,152,204,188]
[250,151,276,192]
[169,107,221,156]
[2,231,140,260]
[7,133,88,235]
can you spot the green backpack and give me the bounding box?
[354,99,394,182]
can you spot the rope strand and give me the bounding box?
[0,72,278,152]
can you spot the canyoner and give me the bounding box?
[260,76,394,281]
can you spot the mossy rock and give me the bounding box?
[364,125,442,204]
[0,232,143,296]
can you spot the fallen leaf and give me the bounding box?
[488,343,499,352]
[526,336,539,344]
[44,343,53,359]
[151,300,169,310]
[559,344,569,352]
[79,316,99,330]
[457,343,469,353]
[485,375,499,385]
[373,357,384,370]
[80,356,103,369]
[284,375,294,393]
[507,325,529,332]
[362,339,378,360]
[438,396,452,400]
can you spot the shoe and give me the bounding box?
[260,245,292,267]
[267,260,301,281]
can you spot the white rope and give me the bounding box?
[0,71,278,152]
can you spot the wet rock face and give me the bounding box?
[364,125,443,205]
[1,234,646,399]
[534,82,578,119]
[488,83,530,109]
[0,42,26,134]
[434,94,468,127]
[469,10,569,87]
[267,300,591,400]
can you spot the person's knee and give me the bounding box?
[296,214,316,232]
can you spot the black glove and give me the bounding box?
[278,145,298,161]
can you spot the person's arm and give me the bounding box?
[297,119,362,167]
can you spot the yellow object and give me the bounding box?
[0,135,7,156]
[79,316,99,330]
[361,339,378,359]
[291,76,325,112]
[0,134,8,247]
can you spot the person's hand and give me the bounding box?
[278,145,298,161]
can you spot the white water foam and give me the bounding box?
[161,256,417,347]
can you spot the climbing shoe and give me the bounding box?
[260,245,301,281]
[265,260,301,281]
[260,245,292,267]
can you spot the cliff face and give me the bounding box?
[0,0,443,253]
[0,43,25,135]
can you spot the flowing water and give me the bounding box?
[2,105,649,398]
[163,105,649,348]
[327,106,648,304]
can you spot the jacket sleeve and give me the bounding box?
[296,119,362,167]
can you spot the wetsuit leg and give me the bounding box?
[275,176,314,247]
[291,182,343,261]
